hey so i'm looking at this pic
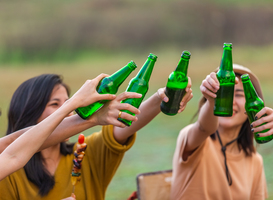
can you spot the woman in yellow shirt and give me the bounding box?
[0,73,193,200]
[0,73,119,181]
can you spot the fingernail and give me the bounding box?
[251,128,254,132]
[255,116,258,120]
[256,134,260,137]
[250,124,253,128]
[163,97,168,102]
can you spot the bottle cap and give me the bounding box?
[148,53,158,61]
[241,74,250,81]
[181,51,191,59]
[223,43,232,49]
[128,61,137,70]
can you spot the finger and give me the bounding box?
[180,88,193,108]
[256,129,273,137]
[182,88,192,102]
[115,92,142,102]
[235,77,239,84]
[202,77,218,93]
[208,73,220,91]
[93,73,110,85]
[178,93,193,113]
[185,77,192,92]
[210,72,219,85]
[96,93,116,101]
[118,103,141,115]
[251,112,273,128]
[255,107,273,120]
[158,88,168,102]
[111,121,127,128]
[252,121,273,134]
[200,84,217,98]
[118,111,138,122]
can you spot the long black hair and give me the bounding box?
[6,74,74,196]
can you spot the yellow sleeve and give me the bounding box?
[78,125,136,198]
[102,125,136,154]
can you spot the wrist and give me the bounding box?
[155,91,163,103]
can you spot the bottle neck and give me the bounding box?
[135,58,156,82]
[175,57,189,75]
[242,78,260,103]
[110,64,136,86]
[220,48,233,71]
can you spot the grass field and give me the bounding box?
[0,46,273,199]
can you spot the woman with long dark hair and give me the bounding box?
[0,73,117,181]
[170,64,270,200]
[0,73,193,200]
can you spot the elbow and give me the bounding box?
[197,121,217,135]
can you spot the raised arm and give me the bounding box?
[183,72,240,159]
[113,77,193,144]
[0,127,32,154]
[0,93,142,154]
[182,72,221,159]
[0,74,116,180]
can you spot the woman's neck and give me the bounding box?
[41,143,61,175]
[217,125,242,154]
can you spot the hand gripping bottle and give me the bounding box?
[75,61,137,119]
[160,51,191,115]
[118,53,157,126]
[241,74,272,144]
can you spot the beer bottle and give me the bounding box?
[160,51,191,116]
[118,53,158,126]
[75,61,137,119]
[214,43,235,117]
[241,74,272,144]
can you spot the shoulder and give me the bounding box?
[252,151,264,164]
[178,124,195,137]
[176,124,195,144]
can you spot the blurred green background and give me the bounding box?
[1,0,273,199]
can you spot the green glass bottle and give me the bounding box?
[118,53,158,126]
[75,61,137,120]
[160,51,191,116]
[241,74,272,144]
[214,43,235,117]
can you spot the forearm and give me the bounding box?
[198,100,218,134]
[114,92,161,144]
[0,127,31,154]
[186,100,218,152]
[0,101,78,178]
[39,114,97,150]
[4,101,72,157]
[0,114,95,153]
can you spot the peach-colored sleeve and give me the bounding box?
[250,154,268,200]
[174,124,207,166]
